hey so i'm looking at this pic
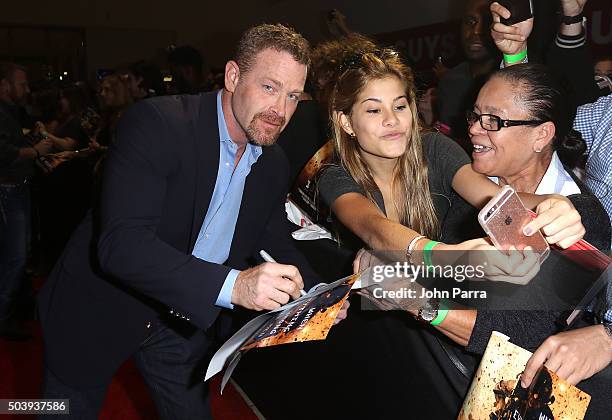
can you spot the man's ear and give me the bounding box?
[224,61,240,93]
[533,121,555,153]
[337,111,354,137]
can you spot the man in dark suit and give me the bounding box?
[38,24,325,418]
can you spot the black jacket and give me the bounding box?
[37,92,318,387]
[0,100,32,182]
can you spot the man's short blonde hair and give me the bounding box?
[235,24,310,74]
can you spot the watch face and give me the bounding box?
[419,306,437,322]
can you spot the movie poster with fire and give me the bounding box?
[241,273,357,350]
[459,332,590,420]
[206,271,363,391]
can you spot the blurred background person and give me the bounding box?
[122,60,165,100]
[31,86,94,271]
[436,0,499,143]
[166,45,205,94]
[0,62,53,339]
[594,55,612,79]
[594,55,612,95]
[95,73,134,151]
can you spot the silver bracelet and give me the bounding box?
[406,235,425,264]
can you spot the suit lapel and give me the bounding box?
[189,92,221,251]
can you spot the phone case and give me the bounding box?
[478,186,550,263]
[497,0,533,25]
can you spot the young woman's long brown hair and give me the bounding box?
[329,50,439,239]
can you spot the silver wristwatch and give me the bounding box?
[417,299,439,323]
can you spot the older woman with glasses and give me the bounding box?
[457,63,610,250]
[435,61,611,420]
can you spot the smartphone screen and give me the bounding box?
[497,0,533,25]
[478,186,550,262]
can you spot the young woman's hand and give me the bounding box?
[436,239,541,285]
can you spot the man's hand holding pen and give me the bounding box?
[231,249,350,323]
[232,262,305,311]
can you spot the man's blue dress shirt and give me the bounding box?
[192,91,262,309]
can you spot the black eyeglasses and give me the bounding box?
[466,110,545,132]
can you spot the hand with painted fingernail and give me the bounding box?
[523,195,585,249]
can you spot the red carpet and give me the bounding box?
[0,321,258,420]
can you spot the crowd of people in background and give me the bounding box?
[0,0,610,418]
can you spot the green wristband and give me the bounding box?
[503,49,527,64]
[430,309,449,326]
[422,240,440,268]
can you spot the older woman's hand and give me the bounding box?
[521,325,612,387]
[524,195,585,249]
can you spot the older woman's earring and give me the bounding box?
[349,132,356,138]
[535,149,542,153]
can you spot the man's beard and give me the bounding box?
[246,111,286,146]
